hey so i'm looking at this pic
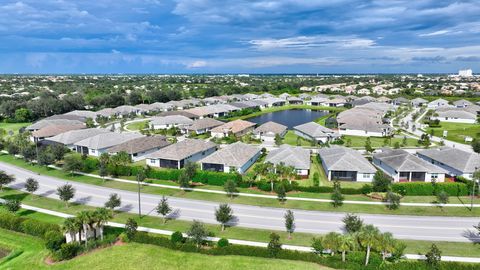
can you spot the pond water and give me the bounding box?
[246,109,330,129]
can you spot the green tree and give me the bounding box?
[385,191,401,210]
[312,172,320,187]
[215,203,234,231]
[4,199,21,213]
[63,154,83,175]
[284,209,295,239]
[94,208,113,240]
[311,237,324,254]
[85,118,95,128]
[338,234,356,262]
[223,179,238,199]
[275,183,287,203]
[267,232,282,257]
[24,177,39,196]
[177,171,190,188]
[322,232,340,255]
[56,184,76,207]
[63,217,80,243]
[125,218,138,240]
[436,190,449,209]
[49,144,68,161]
[184,161,197,179]
[187,220,209,248]
[274,134,282,146]
[14,108,32,122]
[0,170,15,191]
[342,213,363,234]
[364,137,373,153]
[425,244,441,270]
[104,193,121,211]
[378,232,397,261]
[331,180,344,207]
[472,139,480,153]
[37,148,55,166]
[372,171,392,192]
[156,196,172,224]
[358,224,380,266]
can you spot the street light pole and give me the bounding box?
[471,167,478,211]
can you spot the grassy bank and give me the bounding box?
[426,122,480,144]
[0,122,31,136]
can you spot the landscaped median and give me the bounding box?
[1,153,480,217]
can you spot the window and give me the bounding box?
[363,173,370,178]
[431,173,438,179]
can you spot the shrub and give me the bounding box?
[361,184,372,195]
[391,182,468,196]
[21,219,61,238]
[81,157,99,173]
[170,231,184,244]
[54,242,81,261]
[217,238,229,248]
[45,230,65,251]
[0,211,23,231]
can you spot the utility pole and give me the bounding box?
[137,178,141,217]
[471,167,478,211]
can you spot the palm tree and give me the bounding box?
[322,232,341,256]
[63,217,78,242]
[94,208,113,240]
[378,232,396,261]
[76,211,91,246]
[338,234,356,262]
[358,225,380,266]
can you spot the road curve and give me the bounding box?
[1,161,479,242]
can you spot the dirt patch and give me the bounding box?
[0,248,10,259]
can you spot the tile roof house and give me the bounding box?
[211,119,256,138]
[337,106,393,137]
[44,128,111,149]
[200,142,261,173]
[417,147,480,180]
[255,97,286,107]
[107,135,171,161]
[411,98,428,107]
[150,115,194,130]
[230,101,261,110]
[185,118,224,134]
[64,110,98,119]
[286,96,303,104]
[157,111,198,119]
[453,99,473,108]
[74,132,144,157]
[293,122,340,143]
[26,118,86,132]
[319,146,376,182]
[253,121,287,142]
[31,124,86,142]
[373,148,447,182]
[427,98,450,109]
[146,139,217,169]
[265,145,311,176]
[431,105,480,124]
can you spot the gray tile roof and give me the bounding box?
[374,148,447,173]
[27,118,85,131]
[453,99,473,107]
[32,124,86,138]
[265,144,310,170]
[157,111,198,119]
[435,107,477,120]
[319,146,376,173]
[150,115,194,126]
[293,122,338,138]
[186,118,224,131]
[75,132,144,150]
[411,98,428,105]
[417,147,480,173]
[200,142,260,167]
[107,135,171,154]
[253,121,287,136]
[147,139,217,160]
[46,128,111,145]
[64,110,98,119]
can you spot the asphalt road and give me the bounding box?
[2,161,479,242]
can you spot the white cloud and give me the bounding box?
[419,30,450,37]
[249,35,376,50]
[186,60,207,68]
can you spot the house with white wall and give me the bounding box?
[417,147,480,180]
[318,146,376,182]
[199,142,261,174]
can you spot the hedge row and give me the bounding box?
[0,211,61,238]
[391,182,469,196]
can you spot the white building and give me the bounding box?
[458,69,473,77]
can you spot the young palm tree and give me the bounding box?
[322,232,341,256]
[94,208,113,240]
[63,217,78,242]
[76,211,92,246]
[378,232,396,261]
[358,225,380,266]
[338,234,356,262]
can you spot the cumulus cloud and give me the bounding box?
[186,60,207,68]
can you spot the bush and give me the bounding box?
[217,238,229,248]
[0,211,23,231]
[54,242,81,261]
[45,230,65,251]
[361,184,372,195]
[81,157,99,173]
[171,231,184,244]
[391,182,469,196]
[21,219,61,238]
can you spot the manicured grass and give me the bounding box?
[0,228,326,270]
[125,120,149,131]
[2,154,480,217]
[228,105,345,121]
[0,122,31,136]
[342,135,420,148]
[283,130,312,146]
[426,122,480,144]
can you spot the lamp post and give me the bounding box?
[471,167,478,211]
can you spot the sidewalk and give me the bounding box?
[46,164,480,208]
[7,200,480,264]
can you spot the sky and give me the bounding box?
[0,0,479,74]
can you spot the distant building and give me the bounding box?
[458,69,473,77]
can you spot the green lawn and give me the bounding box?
[0,228,326,270]
[342,135,420,148]
[283,130,312,146]
[0,122,31,136]
[2,154,480,217]
[126,120,149,131]
[228,105,345,121]
[426,122,480,144]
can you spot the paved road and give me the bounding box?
[2,161,479,242]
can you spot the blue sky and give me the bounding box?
[0,0,479,74]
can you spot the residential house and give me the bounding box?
[26,118,85,132]
[293,122,340,143]
[427,98,450,109]
[107,135,171,161]
[319,146,377,182]
[453,99,473,108]
[252,121,287,142]
[265,144,311,176]
[257,97,286,107]
[230,101,261,110]
[286,96,303,104]
[200,142,261,173]
[31,124,85,142]
[150,115,194,130]
[417,147,480,180]
[431,105,479,124]
[372,148,447,182]
[411,98,428,107]
[74,132,144,157]
[146,139,217,169]
[392,97,409,106]
[211,119,256,138]
[185,118,224,135]
[44,128,111,150]
[337,106,393,137]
